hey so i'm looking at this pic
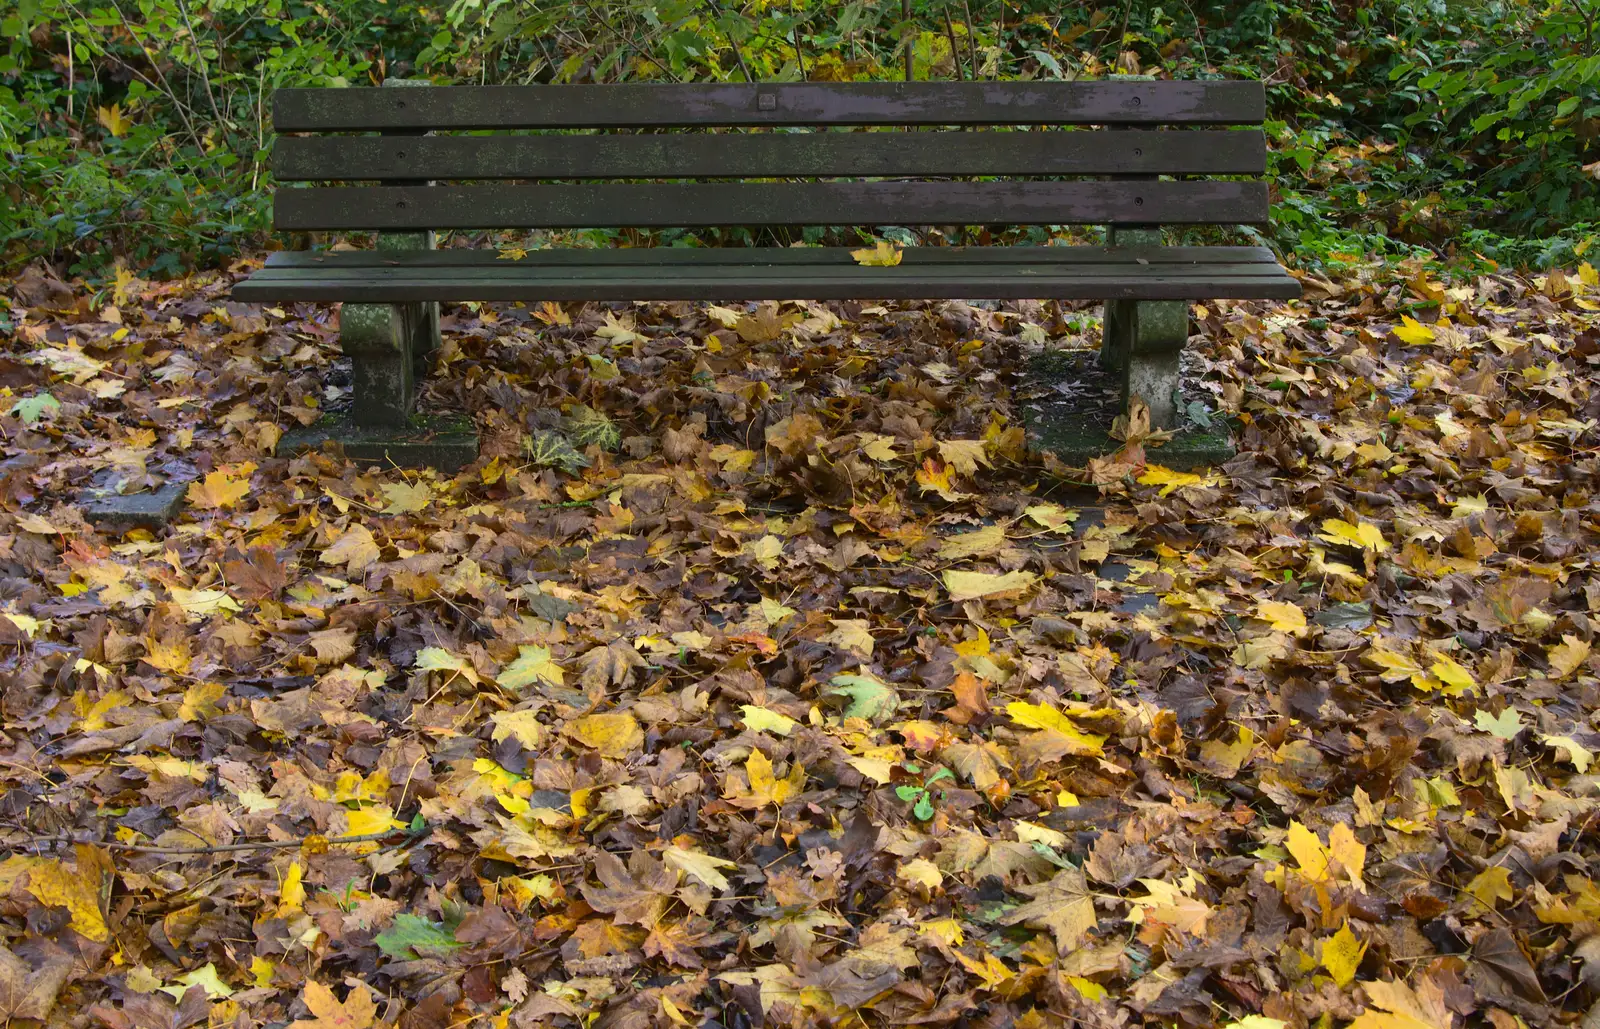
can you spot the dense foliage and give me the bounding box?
[2,0,1597,275]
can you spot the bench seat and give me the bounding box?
[235,245,1298,303]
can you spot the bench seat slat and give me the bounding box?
[274,81,1265,132]
[276,180,1268,231]
[262,245,1284,268]
[273,129,1266,181]
[234,248,1299,302]
[245,263,1286,282]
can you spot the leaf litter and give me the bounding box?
[0,259,1598,1027]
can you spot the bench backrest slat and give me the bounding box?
[275,180,1268,232]
[274,81,1264,132]
[274,129,1265,181]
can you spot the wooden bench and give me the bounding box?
[235,80,1299,467]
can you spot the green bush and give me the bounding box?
[1,0,1595,276]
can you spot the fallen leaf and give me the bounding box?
[565,711,643,759]
[290,982,378,1029]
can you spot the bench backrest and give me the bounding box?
[270,82,1268,234]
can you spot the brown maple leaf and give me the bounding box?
[0,943,73,1022]
[222,546,291,601]
[999,866,1097,951]
[643,920,705,968]
[577,639,650,690]
[290,982,377,1029]
[580,850,676,926]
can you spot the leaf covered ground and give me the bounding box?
[0,256,1598,1029]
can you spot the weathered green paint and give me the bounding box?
[234,269,1299,304]
[273,81,1269,132]
[273,129,1268,181]
[274,180,1271,232]
[281,413,479,471]
[1101,226,1164,372]
[261,244,1285,269]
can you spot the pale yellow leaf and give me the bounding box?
[943,569,1038,602]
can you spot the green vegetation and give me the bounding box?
[3,0,1596,276]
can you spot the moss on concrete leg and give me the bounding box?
[342,303,413,428]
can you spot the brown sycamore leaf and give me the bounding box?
[1000,866,1097,950]
[289,982,377,1029]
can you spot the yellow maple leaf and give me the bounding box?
[850,240,903,266]
[1285,820,1331,881]
[1461,865,1513,915]
[339,806,403,851]
[1005,701,1106,757]
[916,457,967,501]
[1547,633,1591,680]
[954,949,1013,990]
[1256,600,1307,635]
[1349,977,1450,1029]
[564,711,643,759]
[740,704,798,737]
[1365,645,1426,688]
[726,749,804,808]
[1137,464,1221,496]
[1320,923,1367,987]
[96,103,133,137]
[497,246,529,261]
[1427,652,1476,694]
[662,846,738,891]
[1542,733,1594,773]
[1391,315,1437,346]
[1284,820,1365,890]
[187,469,252,510]
[290,982,378,1029]
[496,645,564,690]
[19,854,109,941]
[1317,518,1388,552]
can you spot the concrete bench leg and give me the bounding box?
[1100,226,1187,430]
[341,229,441,430]
[342,303,414,427]
[283,228,475,470]
[1119,300,1188,431]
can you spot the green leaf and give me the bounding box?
[10,393,60,425]
[827,672,900,722]
[913,792,934,820]
[894,785,923,802]
[375,913,464,961]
